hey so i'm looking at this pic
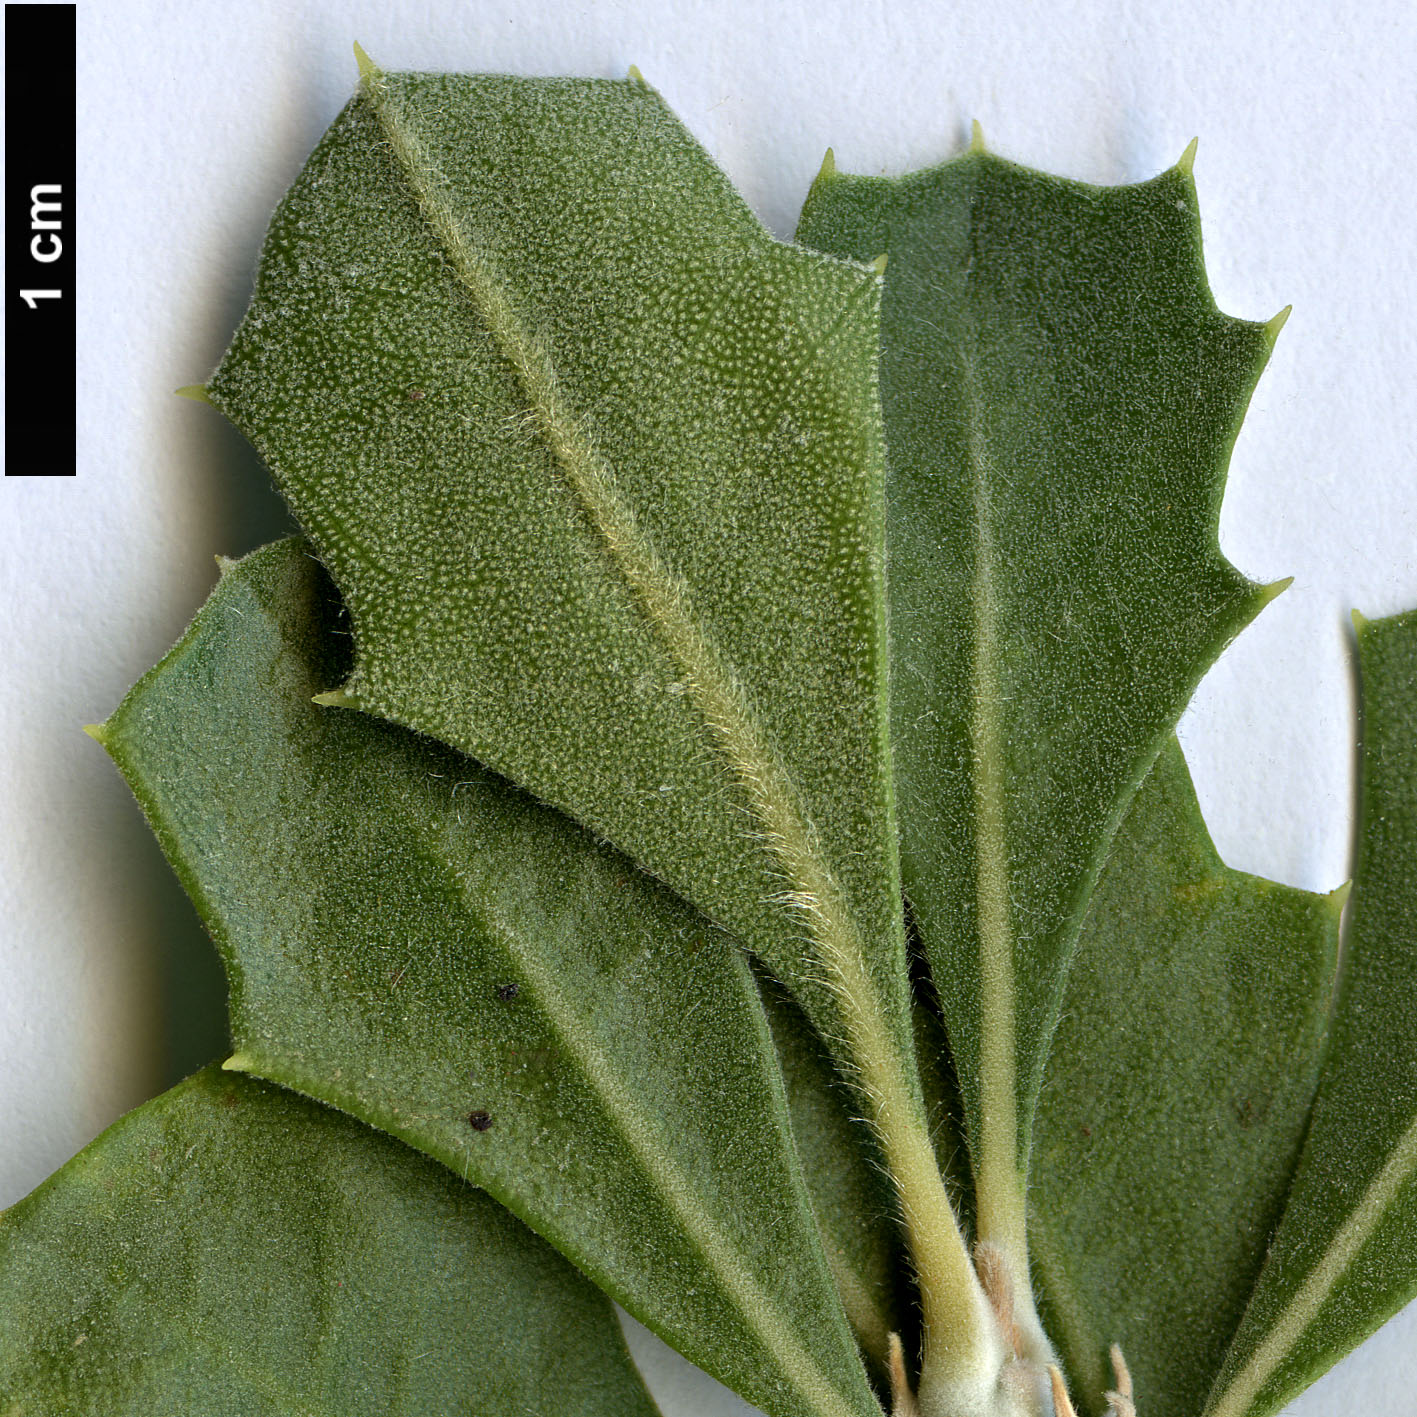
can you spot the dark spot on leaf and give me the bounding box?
[467,1110,493,1132]
[495,982,519,1002]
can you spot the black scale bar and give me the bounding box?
[5,3,76,476]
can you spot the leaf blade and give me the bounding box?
[205,70,996,1382]
[797,150,1278,1305]
[206,69,909,1069]
[1028,738,1341,1416]
[0,1067,660,1417]
[97,539,881,1417]
[1205,608,1417,1417]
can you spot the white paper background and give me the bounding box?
[2,1,1415,1413]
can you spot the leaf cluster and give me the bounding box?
[3,54,1414,1417]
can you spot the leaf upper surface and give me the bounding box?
[796,151,1277,1266]
[1206,608,1417,1417]
[0,1067,659,1417]
[97,540,881,1417]
[207,70,911,1071]
[1029,738,1340,1417]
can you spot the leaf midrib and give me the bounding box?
[404,819,873,1417]
[359,73,882,1040]
[959,341,1022,1271]
[361,71,985,1383]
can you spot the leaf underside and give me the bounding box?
[95,540,879,1417]
[14,55,1413,1417]
[0,1067,659,1417]
[1030,736,1341,1417]
[206,69,913,1080]
[796,150,1277,1268]
[1205,609,1417,1417]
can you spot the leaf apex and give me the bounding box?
[1328,878,1354,913]
[871,253,889,276]
[1176,136,1199,175]
[627,64,649,88]
[816,146,837,183]
[1352,606,1372,635]
[969,119,987,154]
[1264,304,1293,345]
[174,383,212,405]
[82,722,109,747]
[222,1052,254,1073]
[312,688,358,709]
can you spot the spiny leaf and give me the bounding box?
[1205,608,1417,1417]
[204,66,995,1381]
[796,147,1279,1318]
[1029,737,1341,1417]
[205,66,910,1084]
[94,539,881,1417]
[0,1067,660,1417]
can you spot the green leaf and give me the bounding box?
[1028,737,1341,1417]
[0,1066,659,1417]
[94,539,881,1417]
[204,66,998,1388]
[1205,608,1417,1417]
[795,144,1281,1313]
[204,66,909,1079]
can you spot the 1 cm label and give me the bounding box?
[19,185,63,309]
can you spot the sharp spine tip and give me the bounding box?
[222,1053,252,1073]
[175,384,212,404]
[1264,304,1293,342]
[969,118,987,153]
[871,253,889,275]
[353,41,379,86]
[1177,136,1199,174]
[627,64,647,86]
[1261,575,1294,604]
[1351,607,1371,633]
[816,146,836,183]
[82,723,108,746]
[312,689,356,709]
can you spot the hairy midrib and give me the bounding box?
[420,826,872,1417]
[360,68,991,1379]
[955,336,1024,1273]
[360,72,866,1001]
[359,72,897,1417]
